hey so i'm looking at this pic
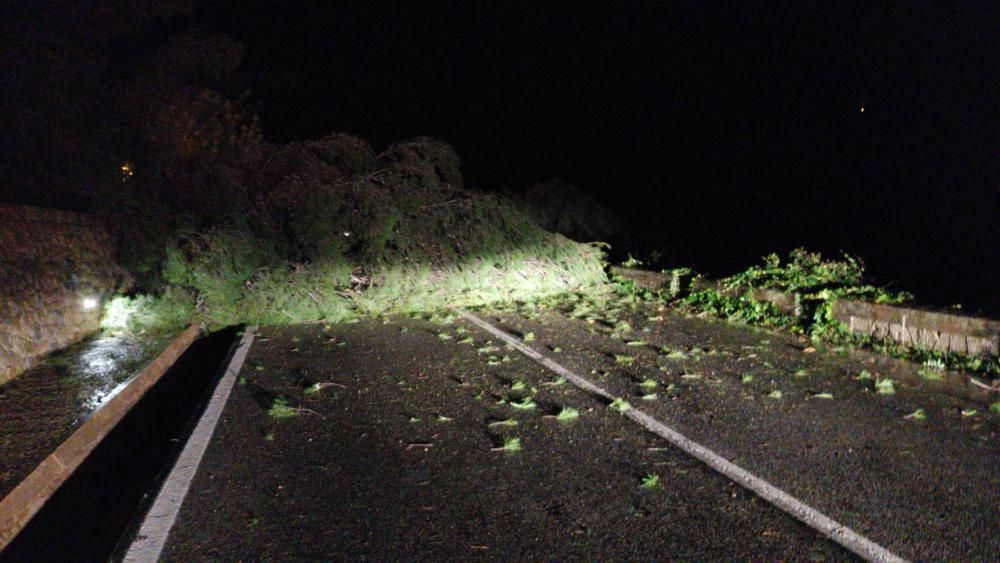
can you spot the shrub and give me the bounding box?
[102,286,195,335]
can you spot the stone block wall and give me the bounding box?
[0,204,126,384]
[830,300,999,356]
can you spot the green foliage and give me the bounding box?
[684,287,793,329]
[648,249,1000,378]
[609,397,631,412]
[101,287,194,335]
[268,397,299,419]
[875,379,896,395]
[679,249,913,335]
[555,407,580,421]
[640,473,660,490]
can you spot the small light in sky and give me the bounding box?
[82,297,99,310]
[859,105,865,113]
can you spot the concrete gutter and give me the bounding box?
[0,324,201,550]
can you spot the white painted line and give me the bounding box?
[459,311,908,563]
[123,327,256,563]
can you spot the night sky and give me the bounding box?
[8,2,1000,312]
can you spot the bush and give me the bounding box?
[107,130,609,331]
[101,286,195,335]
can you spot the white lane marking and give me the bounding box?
[459,311,908,563]
[123,327,256,563]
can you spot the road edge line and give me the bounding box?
[123,326,256,563]
[459,310,908,563]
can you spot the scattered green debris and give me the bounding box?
[626,340,648,347]
[875,379,896,395]
[610,398,631,412]
[436,415,454,422]
[767,390,783,399]
[640,473,660,490]
[639,378,658,389]
[510,397,537,410]
[555,407,580,421]
[488,418,519,427]
[523,331,535,342]
[641,393,657,401]
[917,368,943,381]
[680,373,702,380]
[438,332,452,340]
[661,348,689,360]
[615,355,635,365]
[458,336,474,344]
[510,380,527,392]
[855,369,873,381]
[811,392,834,400]
[544,376,568,386]
[492,436,521,452]
[960,409,977,417]
[740,374,754,384]
[793,369,810,378]
[990,402,1000,415]
[268,397,299,419]
[904,408,926,421]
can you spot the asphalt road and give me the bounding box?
[151,305,997,560]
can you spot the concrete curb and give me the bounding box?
[0,324,201,550]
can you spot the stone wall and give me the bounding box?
[830,300,999,356]
[0,204,126,384]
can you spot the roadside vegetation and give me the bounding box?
[610,249,998,379]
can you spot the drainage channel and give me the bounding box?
[0,327,241,562]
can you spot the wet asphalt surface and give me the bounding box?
[485,303,999,561]
[0,334,170,500]
[161,318,855,561]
